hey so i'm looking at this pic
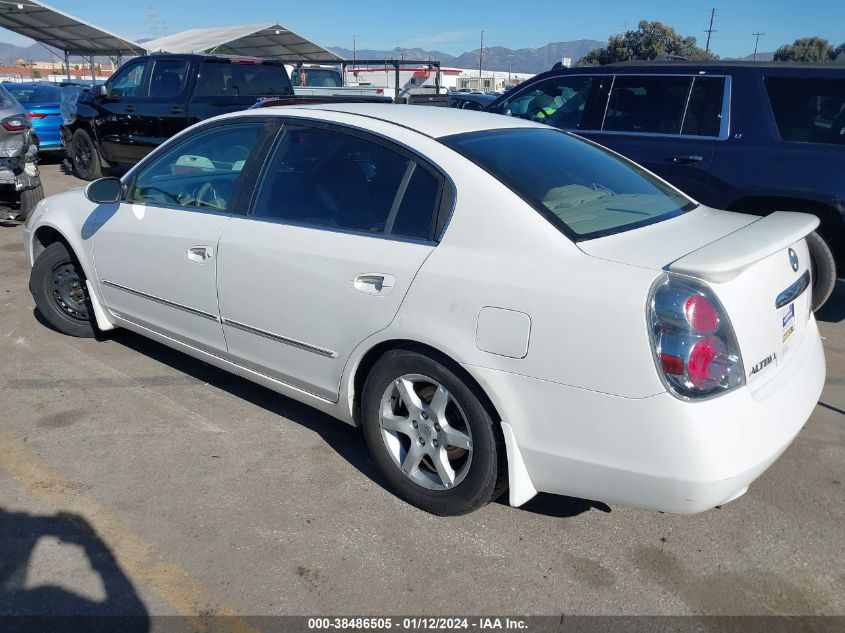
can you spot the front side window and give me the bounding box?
[108,61,148,98]
[507,76,595,129]
[195,62,290,97]
[127,122,264,211]
[765,76,845,145]
[149,60,188,97]
[442,128,694,240]
[252,125,441,240]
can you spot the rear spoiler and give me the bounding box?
[669,211,819,283]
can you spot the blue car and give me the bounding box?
[5,82,64,153]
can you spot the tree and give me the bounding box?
[578,20,716,66]
[833,42,845,60]
[31,69,41,79]
[773,37,836,62]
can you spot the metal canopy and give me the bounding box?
[142,23,343,62]
[0,0,144,55]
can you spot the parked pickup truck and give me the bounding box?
[288,64,390,99]
[61,53,299,180]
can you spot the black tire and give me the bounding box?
[807,230,836,311]
[71,129,104,181]
[18,183,44,222]
[361,349,507,515]
[30,241,96,338]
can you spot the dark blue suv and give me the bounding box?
[488,61,845,309]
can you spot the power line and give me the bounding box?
[752,32,765,60]
[704,8,717,52]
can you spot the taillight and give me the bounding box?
[27,112,47,119]
[2,116,29,131]
[649,275,744,398]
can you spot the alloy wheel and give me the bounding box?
[378,374,473,490]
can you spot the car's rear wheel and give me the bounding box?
[71,129,104,181]
[806,231,836,311]
[30,241,95,338]
[361,349,507,515]
[18,183,44,222]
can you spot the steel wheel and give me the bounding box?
[378,373,473,490]
[51,261,89,321]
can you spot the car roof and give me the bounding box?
[250,103,540,139]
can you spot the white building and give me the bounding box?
[345,65,534,95]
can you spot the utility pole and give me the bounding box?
[352,34,356,64]
[752,32,765,60]
[478,29,484,89]
[704,8,716,52]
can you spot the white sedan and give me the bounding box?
[24,104,825,516]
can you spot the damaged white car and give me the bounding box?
[0,83,43,221]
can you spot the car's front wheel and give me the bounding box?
[71,129,104,181]
[30,241,96,338]
[361,349,507,515]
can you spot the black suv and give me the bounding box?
[62,54,293,180]
[488,61,845,309]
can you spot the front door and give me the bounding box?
[93,120,267,355]
[216,123,444,400]
[95,59,150,164]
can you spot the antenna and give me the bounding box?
[752,32,765,61]
[704,8,717,52]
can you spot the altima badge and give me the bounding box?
[788,248,799,272]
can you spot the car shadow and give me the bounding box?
[0,507,149,631]
[815,279,845,324]
[108,330,609,519]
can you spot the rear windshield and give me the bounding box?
[291,67,342,87]
[765,76,845,145]
[441,128,694,240]
[195,62,291,97]
[5,83,61,104]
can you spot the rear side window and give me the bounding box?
[603,76,691,134]
[149,60,188,97]
[681,77,725,137]
[507,76,595,129]
[252,125,441,240]
[765,77,845,145]
[195,62,290,97]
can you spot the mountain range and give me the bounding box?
[328,40,604,73]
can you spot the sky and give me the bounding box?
[4,0,844,59]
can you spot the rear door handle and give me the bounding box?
[672,154,704,164]
[125,105,137,113]
[352,273,396,295]
[186,246,213,264]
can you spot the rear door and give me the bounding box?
[93,119,268,354]
[216,122,445,400]
[578,74,727,201]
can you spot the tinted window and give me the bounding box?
[507,76,595,129]
[442,128,693,240]
[253,126,440,239]
[195,62,289,96]
[765,77,845,145]
[291,67,342,87]
[127,123,263,211]
[108,61,147,98]
[149,60,188,97]
[603,75,692,134]
[681,76,725,137]
[6,84,62,104]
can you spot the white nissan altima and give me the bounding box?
[24,104,825,516]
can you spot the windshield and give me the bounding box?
[441,127,695,240]
[6,83,62,104]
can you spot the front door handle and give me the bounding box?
[170,106,183,114]
[125,105,137,113]
[186,246,213,264]
[672,154,704,164]
[352,273,396,295]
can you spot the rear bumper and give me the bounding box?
[467,316,825,513]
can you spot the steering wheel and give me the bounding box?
[141,186,182,205]
[195,181,226,210]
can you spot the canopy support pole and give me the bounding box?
[90,55,95,83]
[64,50,70,81]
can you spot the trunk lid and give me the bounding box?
[579,207,820,391]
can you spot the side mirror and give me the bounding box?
[98,84,108,97]
[85,177,122,204]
